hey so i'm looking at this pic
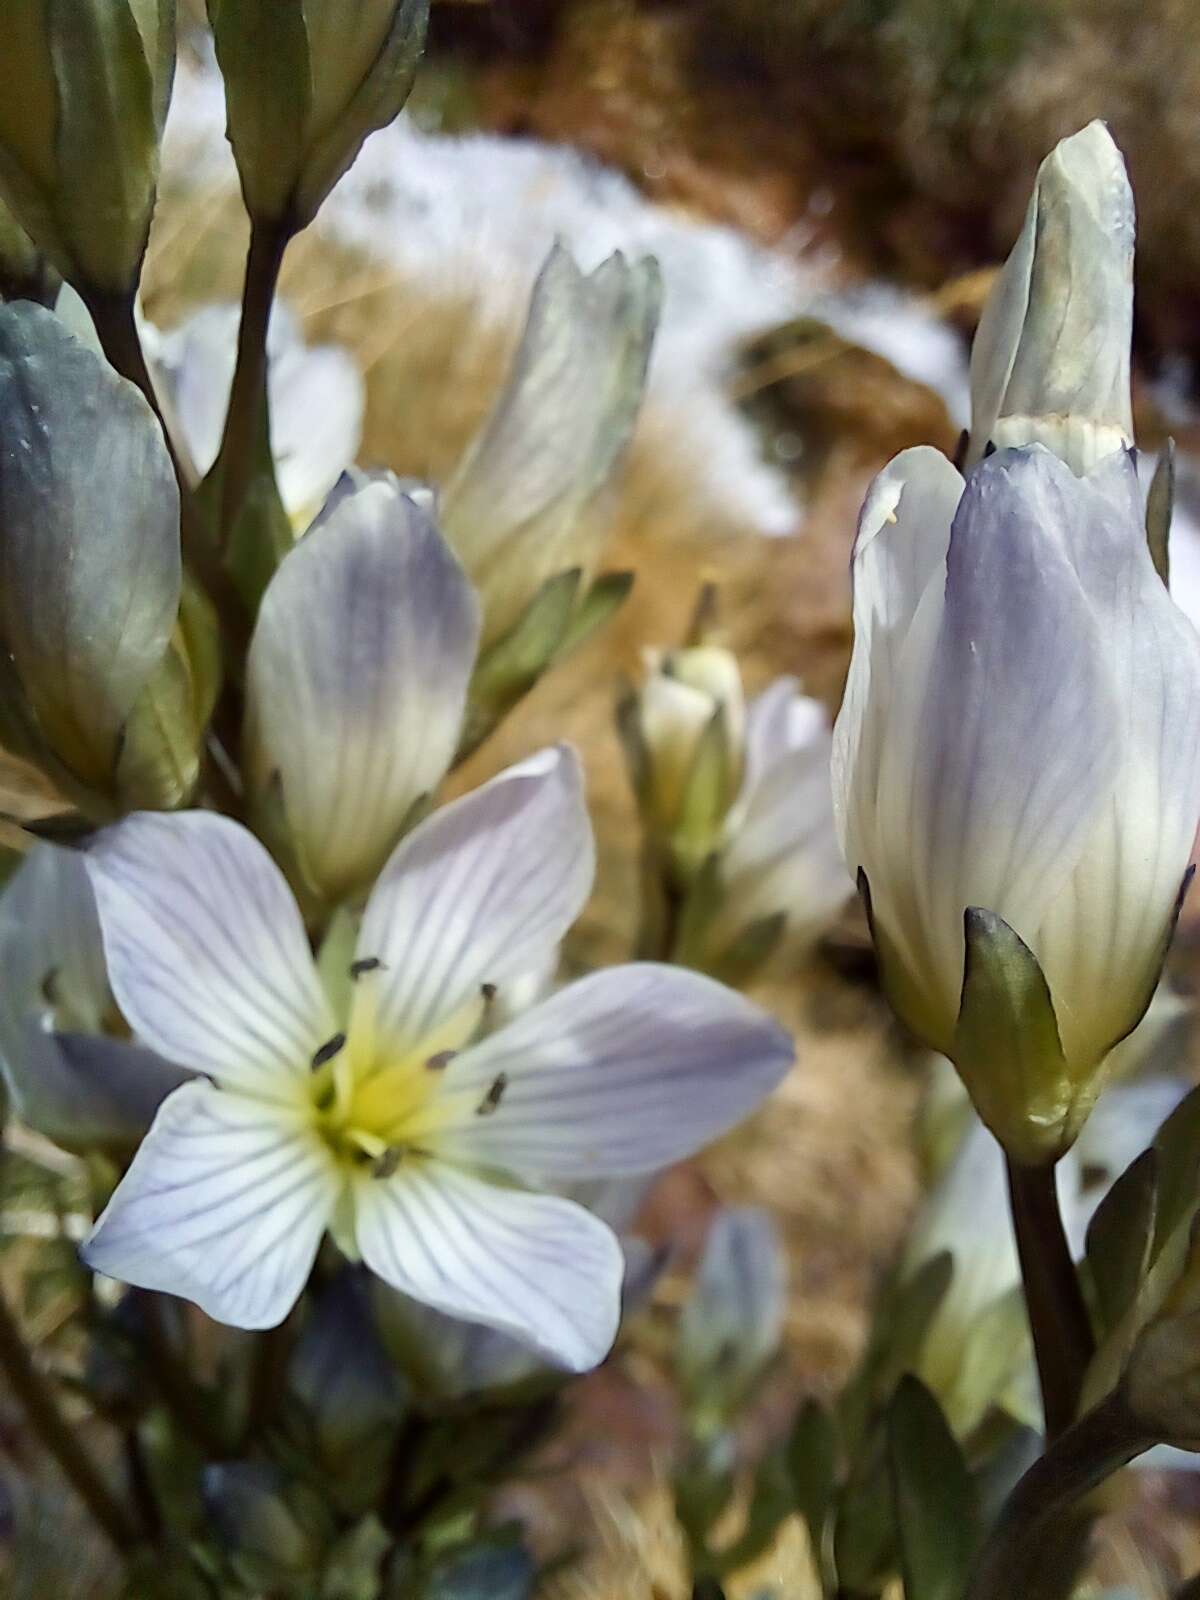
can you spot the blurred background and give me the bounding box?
[15,2,1200,1595]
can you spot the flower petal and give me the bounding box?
[354,1159,623,1372]
[85,812,335,1098]
[6,1029,193,1153]
[436,963,792,1178]
[247,481,480,901]
[83,1081,339,1329]
[357,746,594,1051]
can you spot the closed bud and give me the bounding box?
[967,121,1134,476]
[0,1,175,293]
[207,0,428,229]
[834,444,1200,1163]
[442,242,661,646]
[0,302,182,809]
[631,646,745,880]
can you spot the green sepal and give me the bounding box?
[887,1374,977,1600]
[455,568,581,763]
[114,632,201,809]
[955,906,1069,1166]
[178,575,223,734]
[320,1517,391,1600]
[1146,437,1174,587]
[197,399,294,612]
[554,569,633,660]
[832,1420,897,1596]
[206,0,311,223]
[859,868,952,1056]
[672,702,736,879]
[615,674,649,802]
[709,910,788,987]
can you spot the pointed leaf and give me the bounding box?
[787,1398,837,1578]
[1085,1148,1158,1339]
[1147,439,1174,587]
[887,1375,976,1600]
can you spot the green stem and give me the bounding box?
[966,1390,1150,1599]
[141,1297,229,1458]
[1005,1156,1095,1441]
[0,1282,139,1552]
[218,216,290,547]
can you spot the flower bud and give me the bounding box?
[0,302,182,808]
[441,242,661,646]
[207,0,428,229]
[967,122,1134,476]
[632,646,745,876]
[834,443,1200,1164]
[0,1,175,293]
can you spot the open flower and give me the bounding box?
[80,747,791,1368]
[833,443,1200,1162]
[142,301,364,532]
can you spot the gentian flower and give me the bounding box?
[80,747,792,1369]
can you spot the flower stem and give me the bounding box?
[0,1282,139,1552]
[1005,1156,1095,1441]
[218,216,290,548]
[966,1389,1149,1599]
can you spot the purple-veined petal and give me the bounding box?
[85,812,335,1099]
[356,746,594,1052]
[83,1081,339,1329]
[247,482,480,901]
[434,963,792,1178]
[353,1160,623,1372]
[7,1028,193,1153]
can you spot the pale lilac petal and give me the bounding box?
[7,1029,193,1152]
[354,1160,623,1372]
[83,1082,339,1329]
[85,812,335,1099]
[436,964,792,1178]
[357,746,594,1051]
[247,483,480,900]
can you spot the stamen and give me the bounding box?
[350,956,386,980]
[311,1032,347,1070]
[481,982,498,1004]
[475,1072,508,1117]
[372,1146,404,1180]
[425,1049,456,1072]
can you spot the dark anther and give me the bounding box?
[311,1032,347,1070]
[350,956,385,980]
[372,1147,403,1180]
[40,967,61,1006]
[476,1072,509,1117]
[425,1049,456,1072]
[983,438,997,458]
[480,982,498,1003]
[952,427,969,471]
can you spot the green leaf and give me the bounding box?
[1146,438,1174,587]
[955,906,1069,1165]
[832,1421,896,1596]
[1085,1148,1158,1339]
[887,1375,976,1600]
[787,1399,837,1582]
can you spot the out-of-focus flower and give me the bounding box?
[676,1206,787,1434]
[967,122,1134,476]
[633,646,746,876]
[0,845,191,1153]
[207,0,427,229]
[0,301,184,811]
[141,301,364,532]
[441,243,661,647]
[833,443,1200,1164]
[80,748,792,1367]
[0,0,174,293]
[244,477,480,904]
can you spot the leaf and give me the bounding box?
[555,569,633,659]
[887,1375,976,1600]
[1085,1148,1158,1339]
[833,1421,896,1596]
[787,1399,837,1582]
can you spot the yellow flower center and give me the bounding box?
[306,970,490,1175]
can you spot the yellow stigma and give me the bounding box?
[307,967,486,1175]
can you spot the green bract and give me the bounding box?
[0,0,174,293]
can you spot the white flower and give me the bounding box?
[244,476,481,903]
[0,844,190,1152]
[966,121,1134,476]
[832,443,1200,1160]
[713,677,850,959]
[141,301,364,531]
[79,747,792,1368]
[441,243,661,645]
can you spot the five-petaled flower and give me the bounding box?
[81,747,792,1370]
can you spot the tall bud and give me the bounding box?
[0,1,175,294]
[206,0,428,229]
[967,121,1134,476]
